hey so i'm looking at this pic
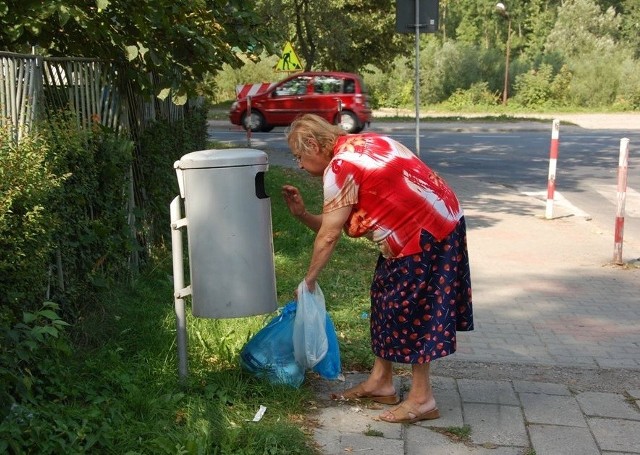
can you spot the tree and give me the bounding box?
[0,0,276,101]
[521,0,559,61]
[254,0,407,73]
[545,0,621,58]
[619,0,640,58]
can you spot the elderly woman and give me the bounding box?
[282,114,473,424]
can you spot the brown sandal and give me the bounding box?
[378,402,440,423]
[330,382,400,405]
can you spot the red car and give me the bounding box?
[229,71,372,133]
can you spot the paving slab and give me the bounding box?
[458,379,519,406]
[588,418,640,453]
[339,433,404,455]
[462,403,528,447]
[519,392,587,427]
[405,425,525,455]
[577,392,640,420]
[528,424,600,455]
[513,380,571,396]
[429,376,465,428]
[315,405,404,439]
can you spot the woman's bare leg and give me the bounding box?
[331,356,396,398]
[379,362,437,421]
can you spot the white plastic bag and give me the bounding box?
[292,280,328,369]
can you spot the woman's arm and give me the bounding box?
[304,205,352,290]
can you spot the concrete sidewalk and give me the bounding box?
[309,169,640,454]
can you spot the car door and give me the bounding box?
[307,75,344,123]
[263,75,312,125]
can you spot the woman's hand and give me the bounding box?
[282,185,306,217]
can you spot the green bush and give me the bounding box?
[135,102,209,250]
[419,40,505,104]
[0,302,70,421]
[40,113,135,319]
[566,50,631,107]
[613,57,640,110]
[362,59,414,109]
[0,103,211,453]
[444,82,499,109]
[0,125,63,310]
[513,64,554,107]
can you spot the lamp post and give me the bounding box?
[496,2,511,105]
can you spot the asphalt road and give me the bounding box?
[207,117,640,253]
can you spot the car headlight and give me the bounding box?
[231,101,238,111]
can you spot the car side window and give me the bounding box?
[274,76,311,96]
[313,76,343,94]
[344,79,355,94]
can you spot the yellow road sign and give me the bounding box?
[275,42,302,72]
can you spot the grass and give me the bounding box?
[6,165,380,454]
[432,424,473,444]
[363,424,384,437]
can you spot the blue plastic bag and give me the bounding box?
[312,313,342,380]
[240,300,342,386]
[240,302,305,388]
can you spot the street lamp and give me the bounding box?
[496,2,511,105]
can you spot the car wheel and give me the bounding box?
[338,111,359,133]
[242,111,266,132]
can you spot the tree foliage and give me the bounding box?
[254,0,408,72]
[0,0,276,99]
[545,0,621,58]
[3,0,638,109]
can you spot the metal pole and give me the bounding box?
[503,18,511,105]
[495,3,510,105]
[246,96,252,147]
[414,0,421,156]
[545,119,560,219]
[613,138,630,265]
[170,196,189,380]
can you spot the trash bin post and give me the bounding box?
[170,196,190,380]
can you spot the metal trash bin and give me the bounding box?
[174,149,277,318]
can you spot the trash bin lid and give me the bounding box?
[177,148,268,169]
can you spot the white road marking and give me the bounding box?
[592,184,640,217]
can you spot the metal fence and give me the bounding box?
[0,50,185,141]
[1,51,191,276]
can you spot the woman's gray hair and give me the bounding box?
[286,114,347,158]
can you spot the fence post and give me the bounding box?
[613,138,630,265]
[545,119,560,219]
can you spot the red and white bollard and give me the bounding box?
[613,138,630,265]
[545,119,560,219]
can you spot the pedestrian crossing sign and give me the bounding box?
[275,42,303,72]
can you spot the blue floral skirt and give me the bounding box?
[370,217,473,364]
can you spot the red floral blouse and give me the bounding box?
[323,133,463,258]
